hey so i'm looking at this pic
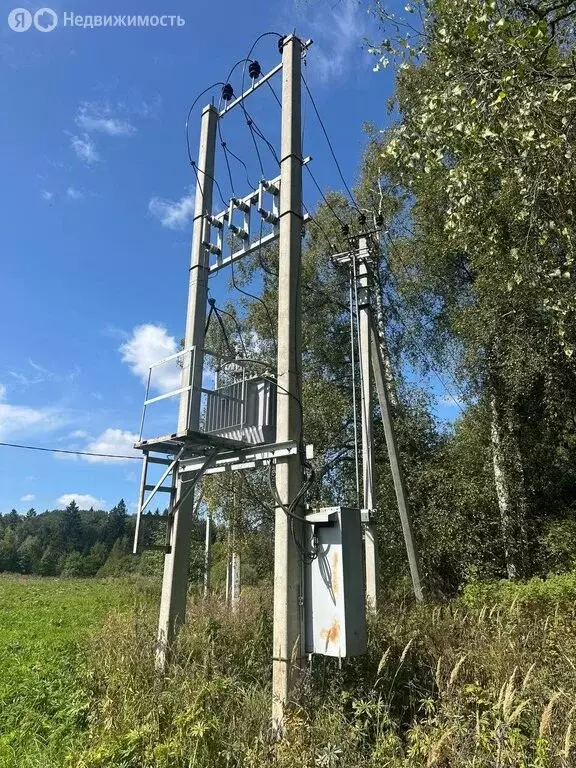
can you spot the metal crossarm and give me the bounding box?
[204,158,311,274]
[179,440,298,475]
[217,39,312,118]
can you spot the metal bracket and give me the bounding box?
[361,508,376,523]
[179,440,299,476]
[218,39,313,118]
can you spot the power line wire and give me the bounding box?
[301,73,360,211]
[242,108,281,167]
[302,202,337,251]
[190,160,228,210]
[220,139,256,190]
[304,164,347,228]
[0,442,142,460]
[185,82,225,166]
[266,79,282,109]
[219,122,236,198]
[212,302,248,357]
[230,220,278,356]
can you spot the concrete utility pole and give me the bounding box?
[203,510,211,597]
[156,103,218,665]
[356,239,379,609]
[368,272,423,602]
[272,34,305,730]
[230,483,240,612]
[230,550,241,612]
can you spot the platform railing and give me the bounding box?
[138,346,250,443]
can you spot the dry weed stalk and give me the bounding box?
[539,692,562,739]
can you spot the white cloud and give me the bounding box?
[120,323,181,393]
[298,0,370,82]
[41,190,53,201]
[66,186,83,200]
[0,370,69,438]
[76,101,136,136]
[69,429,89,439]
[134,95,162,119]
[9,359,80,386]
[83,428,140,464]
[70,133,99,164]
[149,189,195,229]
[0,401,65,440]
[57,493,106,509]
[20,494,35,502]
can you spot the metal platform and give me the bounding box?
[135,428,249,455]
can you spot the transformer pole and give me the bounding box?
[272,34,305,730]
[356,238,379,608]
[156,103,218,666]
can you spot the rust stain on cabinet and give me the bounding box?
[320,618,341,647]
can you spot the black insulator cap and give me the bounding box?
[222,83,234,102]
[375,213,384,227]
[248,60,261,79]
[358,213,367,226]
[342,224,350,237]
[278,36,286,54]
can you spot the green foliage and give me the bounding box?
[0,575,143,767]
[4,574,576,766]
[363,0,576,580]
[462,571,576,611]
[50,576,576,767]
[0,499,147,580]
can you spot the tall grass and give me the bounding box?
[0,576,144,768]
[72,574,576,767]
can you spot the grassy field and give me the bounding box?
[0,575,150,768]
[2,574,576,767]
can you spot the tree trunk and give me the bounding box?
[489,382,529,579]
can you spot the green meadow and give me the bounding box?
[2,574,576,767]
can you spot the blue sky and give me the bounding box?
[0,0,456,513]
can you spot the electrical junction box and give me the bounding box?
[304,506,367,657]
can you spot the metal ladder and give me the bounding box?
[133,447,219,555]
